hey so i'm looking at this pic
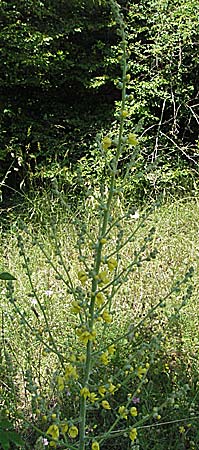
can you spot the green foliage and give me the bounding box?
[0,0,199,202]
[0,272,17,280]
[0,418,24,450]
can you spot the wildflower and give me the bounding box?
[107,257,117,272]
[77,270,88,285]
[121,110,128,118]
[131,210,139,220]
[98,271,110,285]
[43,439,48,446]
[102,136,112,150]
[128,133,138,146]
[61,423,69,434]
[100,238,107,245]
[108,344,116,355]
[77,329,96,345]
[108,382,117,394]
[98,385,106,397]
[80,387,90,399]
[71,301,81,314]
[130,407,138,417]
[118,406,128,419]
[51,414,56,420]
[57,375,65,391]
[102,310,112,323]
[65,364,78,381]
[45,290,54,296]
[92,442,100,450]
[95,292,105,307]
[100,351,109,365]
[42,415,47,422]
[179,426,186,434]
[137,366,147,379]
[89,392,99,403]
[47,424,59,441]
[129,427,137,442]
[68,425,79,438]
[31,298,37,306]
[132,397,140,404]
[102,400,111,410]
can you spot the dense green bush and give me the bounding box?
[0,0,198,202]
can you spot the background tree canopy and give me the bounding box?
[0,0,198,201]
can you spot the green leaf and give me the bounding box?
[0,419,13,430]
[0,272,16,280]
[8,431,24,446]
[0,431,10,450]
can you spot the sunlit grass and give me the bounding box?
[1,195,199,449]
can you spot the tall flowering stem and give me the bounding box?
[78,2,128,449]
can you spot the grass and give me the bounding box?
[1,194,199,449]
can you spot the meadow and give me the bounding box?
[1,194,199,450]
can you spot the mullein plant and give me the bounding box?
[3,1,194,449]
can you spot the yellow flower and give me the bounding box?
[128,133,138,146]
[42,415,47,422]
[98,385,106,397]
[108,344,116,355]
[100,238,107,244]
[68,425,79,438]
[179,426,185,434]
[71,301,81,314]
[77,270,88,285]
[95,292,105,307]
[107,257,117,272]
[137,366,147,379]
[108,382,116,394]
[102,400,111,410]
[89,392,99,403]
[47,424,59,441]
[102,310,112,324]
[118,405,128,419]
[61,423,69,434]
[129,427,137,442]
[65,364,78,381]
[98,271,110,285]
[100,351,109,365]
[77,328,96,345]
[80,387,90,399]
[57,375,65,391]
[130,407,138,417]
[121,110,128,118]
[92,442,100,450]
[78,330,91,345]
[102,136,112,150]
